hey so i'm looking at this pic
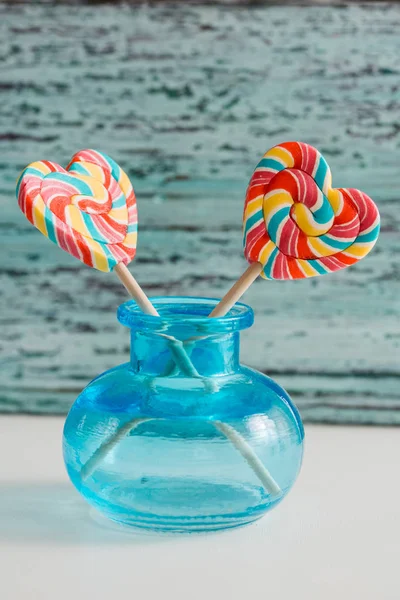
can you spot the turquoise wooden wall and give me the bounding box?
[0,2,399,423]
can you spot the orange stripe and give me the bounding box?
[287,256,305,279]
[280,141,302,169]
[249,235,270,263]
[334,252,357,266]
[268,170,298,199]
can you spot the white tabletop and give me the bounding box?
[1,416,399,600]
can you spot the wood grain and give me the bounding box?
[0,2,399,422]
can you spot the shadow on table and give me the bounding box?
[0,482,175,545]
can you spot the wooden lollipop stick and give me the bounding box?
[81,416,281,496]
[162,261,264,374]
[81,417,151,481]
[213,421,281,495]
[114,262,215,387]
[209,262,263,318]
[159,261,263,372]
[114,262,159,316]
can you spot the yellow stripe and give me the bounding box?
[327,188,342,214]
[118,170,132,198]
[122,231,137,248]
[265,146,295,168]
[292,204,332,236]
[297,259,319,277]
[244,196,263,221]
[72,174,108,201]
[77,161,132,201]
[342,244,371,258]
[307,236,337,258]
[32,196,48,237]
[29,161,54,176]
[258,239,276,265]
[263,191,293,222]
[84,237,110,272]
[246,194,263,209]
[66,205,91,237]
[108,206,128,223]
[77,161,106,183]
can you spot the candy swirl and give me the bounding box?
[243,141,380,280]
[17,149,137,272]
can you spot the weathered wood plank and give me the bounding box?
[0,3,399,422]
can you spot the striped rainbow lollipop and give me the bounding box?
[17,149,137,272]
[210,141,380,317]
[243,141,380,280]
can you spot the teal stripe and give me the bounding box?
[81,212,108,243]
[23,166,46,176]
[47,172,93,196]
[357,224,380,243]
[43,206,58,244]
[112,193,125,208]
[313,156,329,191]
[312,195,334,224]
[244,211,263,237]
[20,166,46,179]
[267,207,290,243]
[97,150,121,182]
[127,222,138,234]
[309,259,327,275]
[69,162,92,177]
[102,240,116,265]
[15,172,24,198]
[262,247,279,278]
[256,158,284,172]
[318,234,350,250]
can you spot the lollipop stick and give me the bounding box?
[114,262,158,316]
[213,421,281,495]
[209,261,263,318]
[81,417,151,480]
[114,262,214,386]
[161,261,263,372]
[81,416,281,496]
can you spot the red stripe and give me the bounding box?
[246,233,270,263]
[278,141,302,169]
[76,234,93,268]
[41,160,59,172]
[341,188,378,232]
[319,253,357,270]
[278,218,297,255]
[267,169,298,198]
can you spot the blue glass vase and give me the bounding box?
[63,297,304,532]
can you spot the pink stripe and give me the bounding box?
[246,221,265,248]
[271,251,288,279]
[302,142,318,175]
[278,218,298,255]
[317,255,342,272]
[92,214,126,243]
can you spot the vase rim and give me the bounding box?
[117,296,254,334]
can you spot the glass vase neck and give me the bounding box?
[117,297,254,378]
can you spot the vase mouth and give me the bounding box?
[117,296,254,335]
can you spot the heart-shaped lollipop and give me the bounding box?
[243,141,380,280]
[210,141,380,317]
[17,149,137,272]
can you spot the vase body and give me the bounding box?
[63,297,304,532]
